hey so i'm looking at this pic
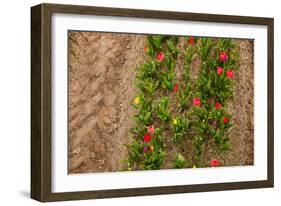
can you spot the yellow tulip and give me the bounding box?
[150,145,154,152]
[134,97,140,104]
[173,118,178,125]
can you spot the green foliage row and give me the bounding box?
[124,35,239,170]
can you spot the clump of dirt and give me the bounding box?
[68,32,254,174]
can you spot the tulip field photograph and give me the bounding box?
[67,31,254,174]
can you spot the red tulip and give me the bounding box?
[210,159,220,167]
[226,70,234,78]
[173,83,179,93]
[143,133,152,142]
[193,97,201,107]
[144,46,148,53]
[188,37,195,45]
[147,125,155,134]
[219,52,228,62]
[215,102,221,110]
[143,146,148,153]
[217,66,223,76]
[156,52,165,62]
[223,116,229,124]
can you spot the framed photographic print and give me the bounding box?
[31,3,274,202]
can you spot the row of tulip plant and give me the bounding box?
[124,35,239,171]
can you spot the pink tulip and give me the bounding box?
[193,97,201,107]
[156,52,165,62]
[147,125,155,134]
[219,52,228,62]
[226,70,234,78]
[217,66,223,76]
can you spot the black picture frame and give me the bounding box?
[31,3,274,202]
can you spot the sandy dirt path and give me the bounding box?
[68,32,145,173]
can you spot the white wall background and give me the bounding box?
[0,0,279,205]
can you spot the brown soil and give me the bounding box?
[68,32,145,173]
[68,32,254,173]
